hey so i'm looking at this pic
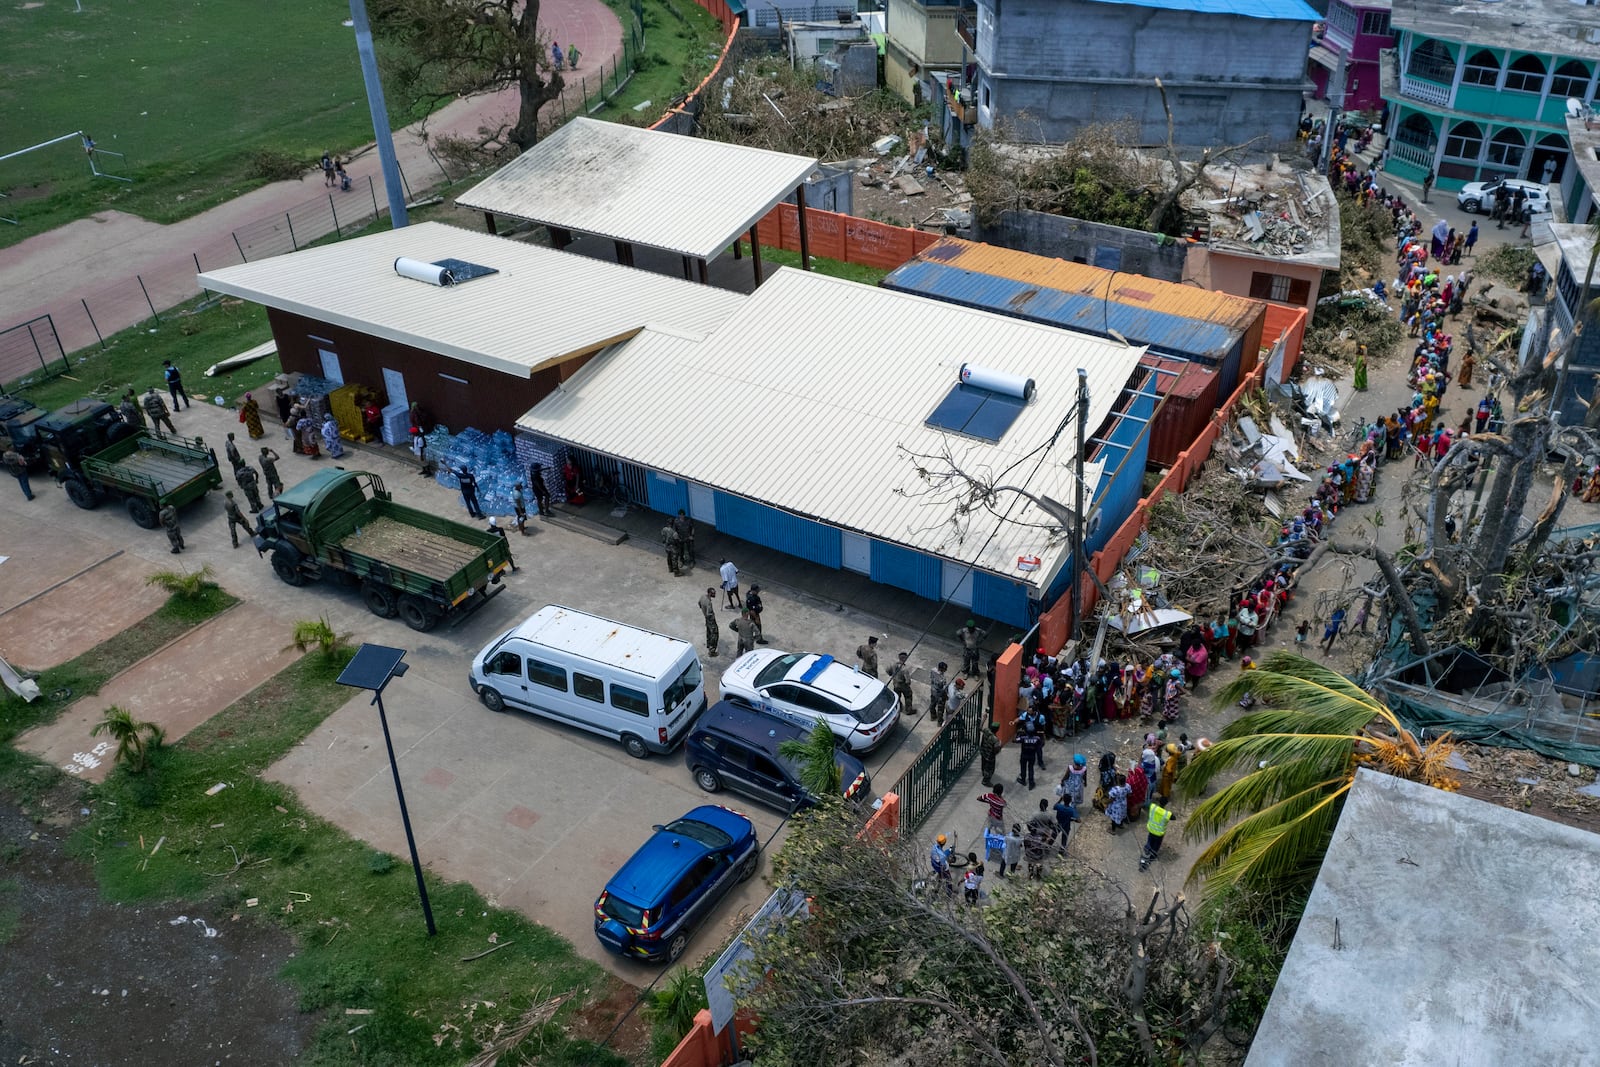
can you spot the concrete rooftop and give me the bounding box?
[1390,0,1600,62]
[1185,160,1343,270]
[1246,769,1600,1067]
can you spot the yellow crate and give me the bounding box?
[328,384,373,443]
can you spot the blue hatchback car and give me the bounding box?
[593,805,760,963]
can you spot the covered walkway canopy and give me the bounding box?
[455,118,819,286]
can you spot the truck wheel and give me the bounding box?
[479,687,506,713]
[397,594,440,633]
[621,734,650,760]
[125,497,159,529]
[63,479,98,510]
[361,581,398,618]
[271,547,306,586]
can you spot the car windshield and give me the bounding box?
[600,892,646,928]
[755,653,806,688]
[665,659,703,710]
[661,817,732,850]
[861,687,896,724]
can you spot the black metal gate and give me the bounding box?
[0,315,68,385]
[889,689,990,833]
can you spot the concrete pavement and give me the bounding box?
[3,397,965,979]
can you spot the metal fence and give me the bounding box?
[545,8,645,128]
[887,689,990,834]
[0,315,68,384]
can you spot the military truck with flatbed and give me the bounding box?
[255,468,512,632]
[34,399,222,527]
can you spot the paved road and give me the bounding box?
[0,400,951,982]
[0,0,624,358]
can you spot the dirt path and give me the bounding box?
[0,799,315,1066]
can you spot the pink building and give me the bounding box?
[1308,0,1395,112]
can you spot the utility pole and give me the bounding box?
[1321,50,1347,175]
[1071,368,1090,641]
[349,0,408,228]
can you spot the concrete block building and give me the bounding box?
[1307,0,1396,112]
[1379,0,1600,198]
[967,0,1322,146]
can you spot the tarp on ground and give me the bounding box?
[1389,696,1600,770]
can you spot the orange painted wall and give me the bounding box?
[753,204,941,272]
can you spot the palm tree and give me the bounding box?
[284,617,353,660]
[778,721,843,799]
[145,564,219,601]
[1176,653,1457,898]
[90,705,165,774]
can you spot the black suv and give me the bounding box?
[684,699,870,814]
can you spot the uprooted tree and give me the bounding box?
[370,0,564,156]
[737,803,1246,1066]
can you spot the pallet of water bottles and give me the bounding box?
[428,426,530,517]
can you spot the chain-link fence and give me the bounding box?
[545,5,645,128]
[0,315,68,385]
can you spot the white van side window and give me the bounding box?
[528,659,567,691]
[611,685,650,717]
[487,651,522,677]
[573,672,605,703]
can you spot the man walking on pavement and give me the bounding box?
[4,448,33,501]
[143,387,176,436]
[661,522,684,576]
[120,390,146,429]
[889,651,915,714]
[957,620,987,676]
[511,483,529,535]
[163,360,191,409]
[1139,802,1172,871]
[224,432,245,473]
[856,634,880,677]
[258,447,284,499]
[697,588,719,657]
[979,721,1001,785]
[236,462,264,513]
[671,509,695,566]
[529,463,553,517]
[731,609,758,656]
[1017,725,1042,789]
[719,558,740,608]
[222,491,256,549]
[457,466,484,519]
[744,584,767,643]
[159,503,184,553]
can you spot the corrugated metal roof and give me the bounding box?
[902,237,1264,333]
[885,260,1246,361]
[1089,0,1320,20]
[518,268,1140,591]
[196,223,745,379]
[455,118,818,261]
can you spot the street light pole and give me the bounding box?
[1072,368,1090,643]
[338,644,435,936]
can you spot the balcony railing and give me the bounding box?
[946,80,977,125]
[1398,73,1451,107]
[1388,138,1435,169]
[956,10,976,51]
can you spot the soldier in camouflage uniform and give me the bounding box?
[222,491,256,549]
[889,651,916,714]
[159,503,184,553]
[856,635,880,677]
[120,390,146,429]
[235,462,264,513]
[697,588,719,656]
[671,509,695,566]
[258,447,284,499]
[661,523,684,576]
[928,661,951,724]
[143,387,176,436]
[731,609,758,656]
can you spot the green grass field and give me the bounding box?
[0,0,429,245]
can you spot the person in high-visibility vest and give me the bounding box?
[1140,803,1172,871]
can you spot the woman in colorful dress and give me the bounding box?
[239,393,264,439]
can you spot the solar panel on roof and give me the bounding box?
[925,383,1028,443]
[433,258,499,283]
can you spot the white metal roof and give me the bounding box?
[519,269,1145,591]
[197,222,745,379]
[507,605,694,678]
[454,118,818,262]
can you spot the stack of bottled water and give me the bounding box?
[432,426,525,517]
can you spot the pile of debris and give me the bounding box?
[1181,158,1335,262]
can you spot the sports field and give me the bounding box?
[0,0,433,242]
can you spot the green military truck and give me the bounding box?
[0,394,50,469]
[34,399,222,527]
[255,468,513,632]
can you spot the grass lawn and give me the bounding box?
[585,0,726,125]
[74,645,623,1065]
[758,246,891,287]
[0,0,433,247]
